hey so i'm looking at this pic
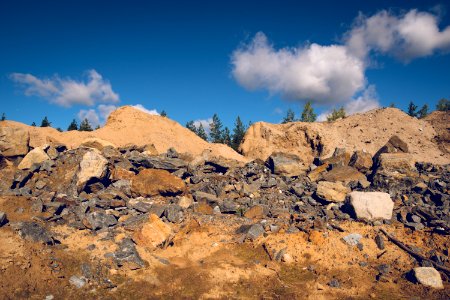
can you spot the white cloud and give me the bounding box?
[78,108,100,127]
[231,32,366,103]
[273,107,283,115]
[317,85,380,121]
[98,104,117,119]
[193,118,212,134]
[132,104,159,115]
[10,70,119,107]
[345,9,450,61]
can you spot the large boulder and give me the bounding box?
[266,152,308,177]
[76,149,108,191]
[349,150,373,173]
[17,147,50,170]
[316,181,350,202]
[348,191,394,220]
[133,214,172,249]
[412,267,443,289]
[322,166,366,183]
[373,135,409,162]
[131,169,186,197]
[0,126,29,156]
[372,153,417,178]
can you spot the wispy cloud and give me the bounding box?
[193,118,212,134]
[131,104,159,115]
[10,70,119,107]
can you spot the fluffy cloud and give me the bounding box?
[10,70,119,107]
[78,108,101,127]
[132,104,159,115]
[345,9,450,61]
[193,118,213,133]
[97,104,117,120]
[232,32,366,103]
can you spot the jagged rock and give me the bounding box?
[244,205,267,219]
[373,135,409,162]
[194,202,214,215]
[266,152,308,177]
[308,163,329,182]
[192,191,220,204]
[177,195,193,209]
[128,154,186,172]
[133,214,172,249]
[13,221,54,244]
[342,233,362,246]
[0,211,7,226]
[322,166,366,183]
[349,150,373,173]
[131,169,185,197]
[82,212,117,230]
[316,181,350,202]
[18,147,50,170]
[237,224,265,241]
[112,238,146,269]
[76,150,108,191]
[80,138,116,151]
[0,126,29,156]
[322,148,352,168]
[348,191,394,220]
[412,267,443,289]
[110,166,135,181]
[372,153,417,179]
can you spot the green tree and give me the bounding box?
[56,127,63,132]
[196,123,208,141]
[436,98,450,111]
[95,125,100,130]
[186,120,197,134]
[231,116,246,151]
[300,101,317,122]
[407,101,418,117]
[31,122,36,126]
[160,110,167,117]
[209,114,223,143]
[79,118,93,131]
[327,107,346,122]
[389,102,396,108]
[40,116,51,127]
[222,127,232,146]
[1,113,5,121]
[282,108,295,124]
[417,104,429,119]
[67,119,78,131]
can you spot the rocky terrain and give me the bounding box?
[0,107,449,299]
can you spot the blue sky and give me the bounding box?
[1,0,449,130]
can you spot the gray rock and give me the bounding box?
[236,224,265,241]
[412,267,444,289]
[164,205,182,223]
[83,212,117,230]
[69,275,86,289]
[13,222,54,244]
[342,233,362,246]
[375,234,385,250]
[0,211,7,226]
[112,238,146,269]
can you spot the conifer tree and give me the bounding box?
[56,127,63,132]
[67,119,78,131]
[222,127,232,146]
[436,98,450,111]
[196,123,208,141]
[160,110,167,117]
[231,116,246,151]
[186,121,197,134]
[282,108,295,123]
[300,101,317,122]
[327,107,346,121]
[95,125,100,130]
[40,116,51,127]
[1,113,5,121]
[407,101,418,117]
[389,102,396,108]
[209,113,223,143]
[79,118,93,131]
[31,122,36,126]
[417,104,429,119]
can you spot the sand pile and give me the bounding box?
[239,108,449,165]
[0,106,246,162]
[424,110,450,155]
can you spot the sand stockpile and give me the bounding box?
[239,108,450,165]
[0,106,247,162]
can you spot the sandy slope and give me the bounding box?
[1,106,247,162]
[240,108,450,165]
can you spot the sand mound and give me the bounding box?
[239,108,449,165]
[1,106,247,162]
[424,110,450,155]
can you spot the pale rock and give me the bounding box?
[18,147,50,170]
[76,149,108,191]
[413,267,443,289]
[349,191,394,220]
[316,181,350,202]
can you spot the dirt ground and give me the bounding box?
[0,196,448,299]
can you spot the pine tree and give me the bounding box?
[389,102,396,108]
[209,113,223,143]
[160,110,167,117]
[196,124,208,141]
[56,127,63,132]
[40,116,51,127]
[79,118,93,131]
[417,104,429,119]
[300,101,317,122]
[407,101,418,117]
[282,108,295,124]
[67,119,78,131]
[31,122,36,126]
[231,116,246,151]
[1,113,5,121]
[222,127,232,146]
[436,98,450,111]
[95,125,100,130]
[327,107,346,121]
[186,121,197,134]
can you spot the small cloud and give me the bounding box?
[193,118,213,134]
[273,107,283,115]
[98,104,117,119]
[78,108,100,127]
[10,70,119,107]
[132,104,159,115]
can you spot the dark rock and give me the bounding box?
[0,211,7,226]
[13,221,55,244]
[328,279,340,288]
[266,152,308,177]
[236,224,265,241]
[83,212,117,230]
[164,205,182,223]
[112,238,146,269]
[375,234,385,250]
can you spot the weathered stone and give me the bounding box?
[244,205,267,219]
[69,276,86,289]
[177,195,193,209]
[13,222,54,244]
[349,191,394,220]
[194,202,214,215]
[316,181,350,202]
[46,146,59,160]
[192,191,220,204]
[373,153,417,179]
[307,163,329,182]
[342,233,362,246]
[322,166,366,183]
[80,138,116,151]
[0,211,7,226]
[375,234,385,250]
[113,238,146,269]
[322,148,352,168]
[131,169,185,197]
[110,167,135,181]
[237,224,265,241]
[133,214,172,249]
[76,150,108,191]
[0,126,29,156]
[266,152,308,177]
[18,147,50,170]
[373,135,409,162]
[349,150,373,173]
[82,212,117,230]
[412,267,443,289]
[164,205,182,223]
